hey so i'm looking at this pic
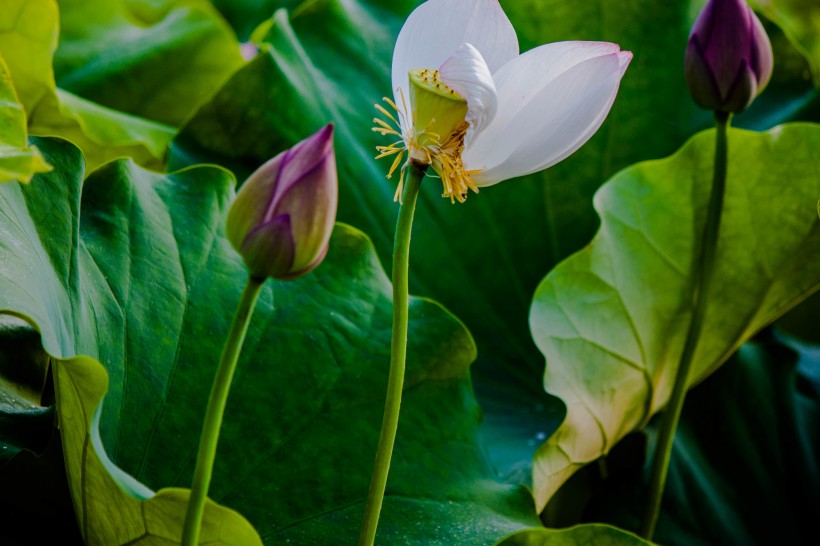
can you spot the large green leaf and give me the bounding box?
[0,0,176,173]
[54,0,245,126]
[168,0,817,478]
[529,123,820,510]
[575,331,820,545]
[56,354,265,545]
[0,54,51,184]
[0,136,538,544]
[750,0,820,82]
[209,0,302,41]
[496,524,653,546]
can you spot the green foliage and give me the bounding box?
[0,137,537,544]
[0,55,51,184]
[496,524,654,546]
[55,354,264,545]
[0,0,176,172]
[168,0,819,479]
[209,0,305,40]
[653,333,820,545]
[0,0,818,543]
[751,0,820,82]
[54,0,245,126]
[571,332,820,545]
[530,124,820,509]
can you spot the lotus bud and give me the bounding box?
[685,0,773,113]
[226,124,337,281]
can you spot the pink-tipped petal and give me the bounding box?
[273,146,338,272]
[269,123,335,214]
[226,123,337,280]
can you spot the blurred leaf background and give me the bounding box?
[0,0,818,544]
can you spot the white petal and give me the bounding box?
[439,43,498,146]
[465,41,623,167]
[392,0,518,132]
[467,49,632,185]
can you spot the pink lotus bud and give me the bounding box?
[685,0,773,113]
[226,124,337,281]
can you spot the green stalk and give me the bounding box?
[182,276,265,546]
[639,112,731,539]
[358,163,426,546]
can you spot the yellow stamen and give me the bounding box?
[374,103,400,127]
[371,78,483,203]
[429,121,480,203]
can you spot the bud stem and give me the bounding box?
[182,276,265,546]
[359,162,427,546]
[639,111,731,539]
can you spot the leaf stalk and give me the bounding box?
[358,163,426,546]
[182,276,265,546]
[640,111,731,539]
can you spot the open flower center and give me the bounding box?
[372,68,480,203]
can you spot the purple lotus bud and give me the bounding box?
[226,124,338,281]
[685,0,773,113]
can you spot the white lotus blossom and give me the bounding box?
[374,0,632,202]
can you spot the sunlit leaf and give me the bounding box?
[0,54,50,184]
[0,0,175,172]
[530,124,820,510]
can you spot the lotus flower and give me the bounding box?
[226,124,337,281]
[373,0,632,203]
[685,0,773,113]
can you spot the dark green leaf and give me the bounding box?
[750,0,820,82]
[580,331,820,545]
[54,0,245,126]
[496,524,654,546]
[209,0,303,41]
[0,136,537,544]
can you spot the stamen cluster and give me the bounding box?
[372,88,479,204]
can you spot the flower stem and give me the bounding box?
[639,111,730,539]
[358,163,427,546]
[182,276,265,546]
